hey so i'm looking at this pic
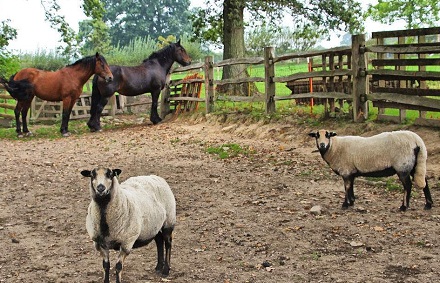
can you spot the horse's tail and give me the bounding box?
[0,75,34,101]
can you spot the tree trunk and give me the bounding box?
[219,0,257,96]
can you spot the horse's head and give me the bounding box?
[173,40,192,67]
[94,53,113,82]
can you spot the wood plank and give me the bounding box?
[371,87,440,96]
[371,27,440,38]
[369,92,440,110]
[274,69,351,83]
[216,94,265,102]
[214,76,264,85]
[275,92,351,101]
[369,69,440,80]
[0,93,12,99]
[0,103,15,110]
[372,58,440,67]
[273,46,351,63]
[367,45,440,54]
[0,113,14,119]
[172,62,205,73]
[170,97,205,102]
[414,117,440,127]
[169,78,204,87]
[213,57,264,67]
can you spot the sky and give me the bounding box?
[0,0,406,53]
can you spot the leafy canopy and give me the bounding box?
[102,0,193,47]
[191,0,365,46]
[367,0,440,29]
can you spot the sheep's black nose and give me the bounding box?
[97,184,106,193]
[319,143,326,149]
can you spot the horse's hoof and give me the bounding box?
[424,203,432,210]
[399,205,407,211]
[24,132,33,137]
[62,132,71,137]
[17,133,24,138]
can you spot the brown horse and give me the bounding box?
[87,40,191,132]
[1,53,113,137]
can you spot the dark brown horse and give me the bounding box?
[1,53,113,137]
[87,40,191,132]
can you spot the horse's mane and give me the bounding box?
[67,54,108,68]
[143,43,175,62]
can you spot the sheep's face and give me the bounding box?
[308,130,337,155]
[81,167,122,198]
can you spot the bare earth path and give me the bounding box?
[1,113,440,283]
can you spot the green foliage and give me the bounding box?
[40,0,79,57]
[0,20,17,49]
[191,0,365,46]
[367,0,440,29]
[246,24,324,56]
[18,49,68,70]
[78,0,111,54]
[105,36,157,65]
[102,0,193,47]
[206,143,255,159]
[0,51,20,78]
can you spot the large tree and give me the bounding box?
[367,0,440,29]
[191,0,365,95]
[102,0,193,46]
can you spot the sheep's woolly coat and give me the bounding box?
[320,130,427,188]
[86,175,176,251]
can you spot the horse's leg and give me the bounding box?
[90,96,110,132]
[60,98,74,137]
[14,101,23,137]
[150,89,162,124]
[21,99,34,137]
[87,78,102,131]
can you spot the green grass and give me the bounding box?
[206,143,255,159]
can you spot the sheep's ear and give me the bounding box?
[329,132,337,137]
[308,132,317,138]
[112,169,122,177]
[81,170,92,177]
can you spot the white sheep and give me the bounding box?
[308,129,433,211]
[81,167,176,283]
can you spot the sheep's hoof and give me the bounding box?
[424,203,433,210]
[399,205,407,211]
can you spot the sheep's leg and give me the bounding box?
[342,176,355,209]
[96,244,110,283]
[423,178,433,210]
[154,232,165,274]
[115,249,129,283]
[398,173,412,211]
[162,227,173,276]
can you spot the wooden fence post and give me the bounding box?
[351,34,368,122]
[204,56,214,113]
[264,47,275,114]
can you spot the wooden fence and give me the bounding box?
[367,27,440,126]
[0,80,125,126]
[1,26,440,127]
[163,26,440,126]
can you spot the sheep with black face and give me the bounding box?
[81,167,176,283]
[308,129,433,211]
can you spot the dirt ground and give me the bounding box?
[1,113,440,283]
